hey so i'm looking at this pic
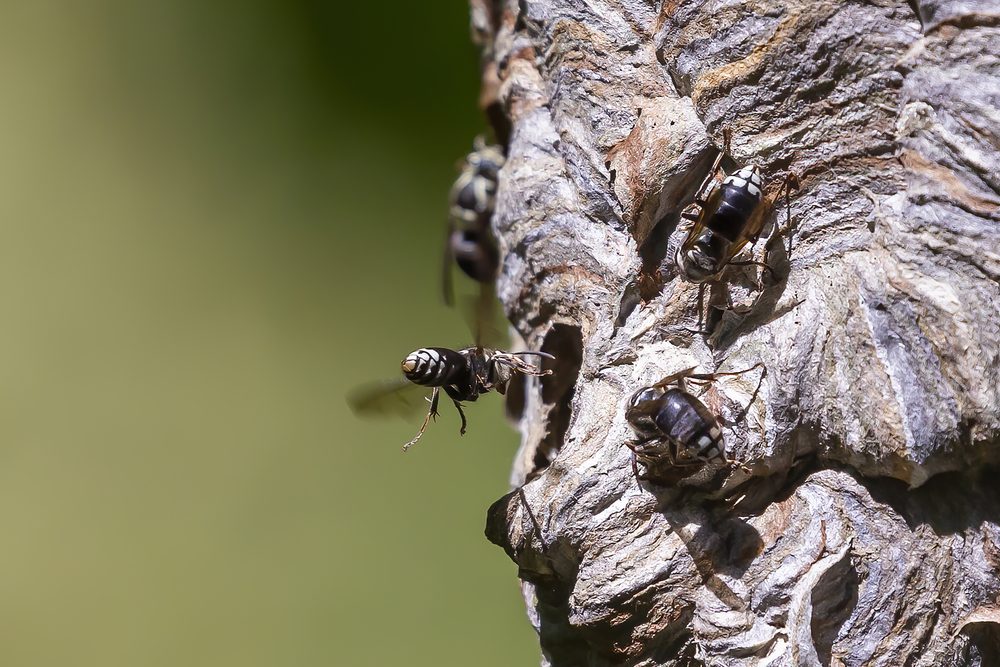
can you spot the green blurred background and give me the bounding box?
[0,2,537,665]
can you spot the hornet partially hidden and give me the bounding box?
[350,346,551,451]
[443,138,505,305]
[625,363,765,483]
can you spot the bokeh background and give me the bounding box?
[0,2,537,665]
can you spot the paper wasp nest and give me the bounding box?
[471,0,1000,664]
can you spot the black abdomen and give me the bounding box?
[401,347,469,387]
[655,389,724,460]
[705,165,764,242]
[451,227,499,282]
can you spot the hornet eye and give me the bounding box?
[629,386,662,408]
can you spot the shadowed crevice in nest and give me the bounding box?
[531,324,583,476]
[810,549,860,665]
[961,621,1000,666]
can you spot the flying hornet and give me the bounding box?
[442,138,505,306]
[349,290,551,451]
[675,129,798,285]
[625,363,766,484]
[349,345,552,451]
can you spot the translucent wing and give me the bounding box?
[347,379,431,419]
[652,367,699,389]
[679,180,723,256]
[725,204,769,259]
[442,219,457,307]
[461,284,505,351]
[651,363,765,390]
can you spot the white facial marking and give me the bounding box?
[726,176,748,188]
[698,435,712,448]
[747,182,762,197]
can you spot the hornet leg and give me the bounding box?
[452,399,468,436]
[517,487,548,555]
[718,363,767,428]
[682,283,714,336]
[402,388,441,452]
[765,172,801,257]
[727,258,777,284]
[693,128,732,205]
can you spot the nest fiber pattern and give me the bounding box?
[473,0,1000,664]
